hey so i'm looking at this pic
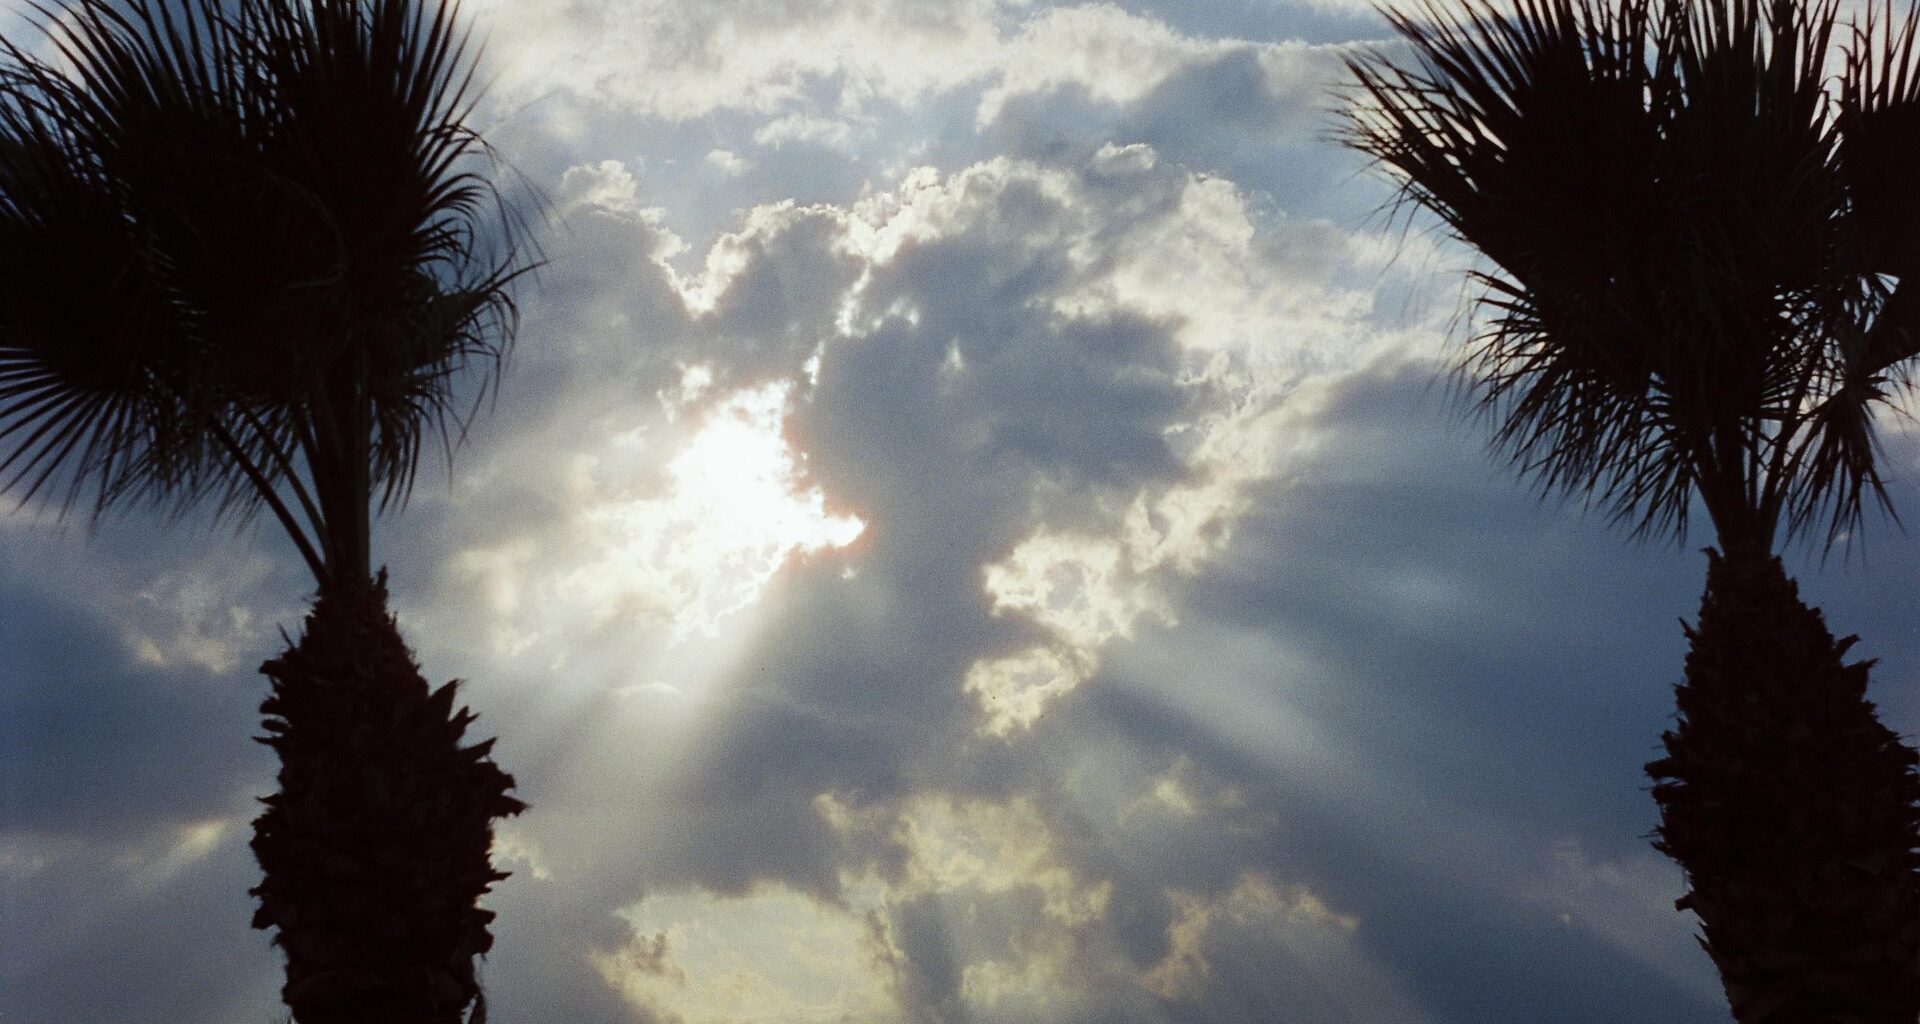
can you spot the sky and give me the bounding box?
[5,1,1920,1022]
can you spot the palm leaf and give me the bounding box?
[237,0,530,520]
[1343,0,1915,553]
[0,0,534,585]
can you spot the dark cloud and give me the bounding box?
[2,833,280,1024]
[0,534,278,839]
[0,526,290,1024]
[977,36,1374,228]
[1028,354,1912,1023]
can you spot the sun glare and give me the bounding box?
[577,379,865,643]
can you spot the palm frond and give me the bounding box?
[236,0,532,522]
[1343,0,1914,554]
[0,0,532,585]
[0,6,226,521]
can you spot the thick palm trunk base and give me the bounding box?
[1648,551,1920,1023]
[250,576,526,1024]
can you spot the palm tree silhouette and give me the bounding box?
[1344,0,1920,1019]
[0,1,531,1020]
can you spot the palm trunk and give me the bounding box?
[250,574,525,1024]
[1647,550,1920,1023]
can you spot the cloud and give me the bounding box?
[278,130,1422,1024]
[704,148,752,176]
[1085,354,1737,1022]
[966,644,1092,735]
[472,0,1352,147]
[595,883,902,1024]
[753,112,862,150]
[473,0,1011,119]
[554,377,865,642]
[0,525,286,843]
[0,824,280,1024]
[977,5,1345,130]
[453,140,1449,1022]
[399,139,1398,709]
[0,519,293,1024]
[22,2,1920,1022]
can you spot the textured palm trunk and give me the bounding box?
[1648,551,1920,1023]
[250,575,525,1024]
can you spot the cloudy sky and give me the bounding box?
[7,1,1920,1022]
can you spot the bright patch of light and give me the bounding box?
[891,795,1112,927]
[598,883,904,1024]
[491,828,553,882]
[964,645,1089,736]
[984,530,1163,649]
[571,381,864,642]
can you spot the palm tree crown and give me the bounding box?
[1343,5,1920,1019]
[1343,0,1920,557]
[0,4,533,1020]
[0,0,528,588]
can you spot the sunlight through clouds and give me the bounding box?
[597,884,904,1024]
[966,644,1092,735]
[568,378,865,642]
[117,818,237,890]
[434,366,864,693]
[1139,872,1382,1005]
[986,529,1172,648]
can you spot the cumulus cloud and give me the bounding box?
[472,0,1352,143]
[976,5,1346,128]
[360,134,1424,1023]
[704,148,752,176]
[471,0,1009,118]
[595,883,901,1024]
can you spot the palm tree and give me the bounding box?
[0,1,530,1020]
[1343,0,1920,1019]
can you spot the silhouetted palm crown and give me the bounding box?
[1346,5,1920,1020]
[0,0,525,585]
[1344,0,1920,557]
[0,5,533,1020]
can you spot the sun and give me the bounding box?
[578,377,866,643]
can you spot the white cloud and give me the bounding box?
[816,792,1129,1020]
[473,0,1349,139]
[978,4,1342,127]
[0,831,77,878]
[753,112,862,150]
[986,529,1166,648]
[569,379,864,640]
[1141,871,1359,1001]
[704,147,752,176]
[598,883,904,1024]
[966,645,1091,736]
[473,0,1010,118]
[426,145,1404,702]
[125,559,279,674]
[0,813,242,894]
[835,148,1406,735]
[115,818,238,890]
[558,158,654,220]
